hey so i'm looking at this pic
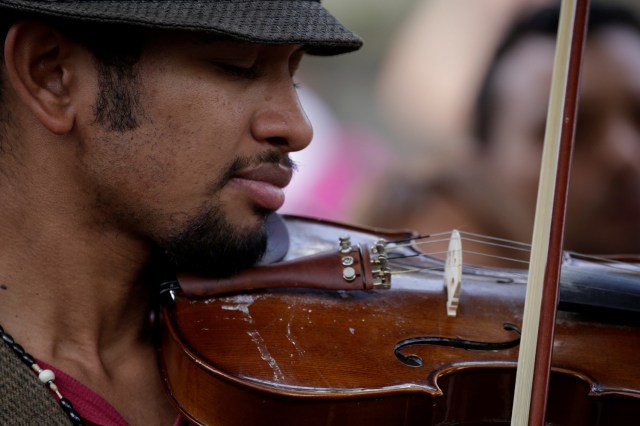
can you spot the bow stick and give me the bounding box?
[510,0,590,425]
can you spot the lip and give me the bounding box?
[231,163,293,211]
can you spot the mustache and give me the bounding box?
[230,151,297,174]
[214,151,297,191]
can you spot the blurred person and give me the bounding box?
[358,2,640,267]
[376,0,553,175]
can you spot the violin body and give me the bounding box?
[159,215,640,425]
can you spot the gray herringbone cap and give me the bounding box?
[0,0,363,55]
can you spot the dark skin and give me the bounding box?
[476,27,640,256]
[0,20,312,424]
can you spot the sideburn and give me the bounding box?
[93,60,143,132]
[70,23,146,132]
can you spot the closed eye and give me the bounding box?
[217,63,259,79]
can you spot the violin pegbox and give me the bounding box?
[444,230,463,317]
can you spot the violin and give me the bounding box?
[157,214,640,426]
[157,0,640,424]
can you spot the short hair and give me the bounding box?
[0,13,145,145]
[473,2,640,148]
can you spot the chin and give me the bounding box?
[229,205,273,231]
[162,206,269,277]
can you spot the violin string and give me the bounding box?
[388,251,536,277]
[388,230,532,247]
[387,247,530,266]
[388,249,528,267]
[387,250,640,280]
[386,233,532,266]
[382,229,640,275]
[459,236,531,254]
[457,230,532,248]
[386,233,438,245]
[386,250,450,261]
[387,231,533,254]
[389,266,444,275]
[461,249,530,265]
[386,233,451,248]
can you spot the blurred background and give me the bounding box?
[281,0,640,263]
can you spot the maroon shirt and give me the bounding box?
[40,360,185,426]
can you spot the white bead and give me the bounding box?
[38,369,55,383]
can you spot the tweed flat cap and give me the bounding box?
[0,0,363,55]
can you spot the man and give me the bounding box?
[0,1,361,424]
[360,3,640,267]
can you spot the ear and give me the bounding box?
[3,21,80,135]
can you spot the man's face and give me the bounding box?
[483,27,640,254]
[77,33,312,275]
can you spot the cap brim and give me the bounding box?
[0,0,363,55]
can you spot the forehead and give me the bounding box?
[581,27,640,94]
[491,27,640,109]
[489,36,555,122]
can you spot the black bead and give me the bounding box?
[67,410,83,425]
[59,398,74,413]
[11,342,25,356]
[1,332,14,345]
[0,323,84,425]
[20,352,35,366]
[60,399,83,425]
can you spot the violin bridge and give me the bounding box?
[444,230,462,317]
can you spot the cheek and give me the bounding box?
[138,58,257,179]
[118,63,258,211]
[492,139,542,196]
[140,97,246,184]
[145,72,249,146]
[566,162,601,210]
[489,110,545,194]
[484,139,542,242]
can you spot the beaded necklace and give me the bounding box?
[0,324,83,425]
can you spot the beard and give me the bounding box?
[161,204,269,278]
[160,151,294,277]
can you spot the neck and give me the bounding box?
[0,113,179,425]
[0,179,162,370]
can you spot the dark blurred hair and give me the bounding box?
[473,2,640,148]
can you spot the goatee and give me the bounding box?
[163,205,268,277]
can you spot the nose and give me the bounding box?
[250,84,313,153]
